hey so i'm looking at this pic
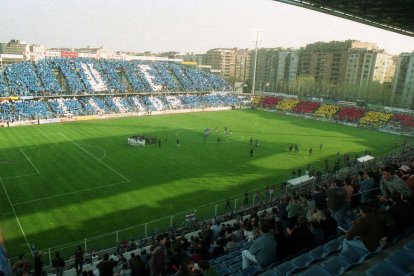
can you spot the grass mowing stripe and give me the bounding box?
[0,175,33,254]
[19,148,40,174]
[58,132,129,182]
[12,179,130,206]
[1,110,411,258]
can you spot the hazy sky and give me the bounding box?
[1,0,413,54]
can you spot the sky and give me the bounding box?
[0,0,413,55]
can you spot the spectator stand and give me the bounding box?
[9,143,414,275]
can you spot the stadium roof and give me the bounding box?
[275,0,414,37]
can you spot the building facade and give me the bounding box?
[299,40,377,85]
[345,50,395,86]
[392,52,414,108]
[250,48,299,91]
[202,48,250,82]
[0,39,29,55]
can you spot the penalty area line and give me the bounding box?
[20,148,40,174]
[0,175,33,255]
[12,179,130,206]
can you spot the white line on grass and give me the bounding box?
[82,144,107,160]
[0,175,33,254]
[19,148,40,174]
[2,173,40,180]
[58,132,129,182]
[0,132,60,140]
[12,179,130,206]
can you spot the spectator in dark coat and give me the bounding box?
[326,179,347,225]
[98,254,114,276]
[388,193,414,234]
[33,251,43,276]
[151,235,167,276]
[52,252,65,276]
[74,246,84,275]
[286,216,314,256]
[342,200,390,253]
[312,186,327,209]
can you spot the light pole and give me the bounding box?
[251,31,259,96]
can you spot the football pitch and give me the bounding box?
[0,109,408,260]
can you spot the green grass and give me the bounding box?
[0,109,409,260]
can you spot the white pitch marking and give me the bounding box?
[58,132,129,182]
[0,175,33,254]
[12,179,130,206]
[20,148,40,174]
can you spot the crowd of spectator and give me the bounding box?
[8,139,414,276]
[291,100,320,114]
[389,113,414,132]
[334,106,366,123]
[0,59,231,97]
[261,96,282,109]
[255,95,414,135]
[276,98,300,111]
[359,111,394,128]
[0,94,251,122]
[314,104,340,118]
[251,96,263,106]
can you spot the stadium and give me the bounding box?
[1,1,414,276]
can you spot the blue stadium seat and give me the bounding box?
[257,270,278,276]
[404,240,414,252]
[273,260,298,276]
[324,236,344,252]
[340,245,370,264]
[309,245,331,260]
[320,255,352,275]
[241,264,262,276]
[365,261,407,276]
[217,267,233,276]
[384,248,414,273]
[230,261,242,272]
[298,265,333,276]
[291,253,316,270]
